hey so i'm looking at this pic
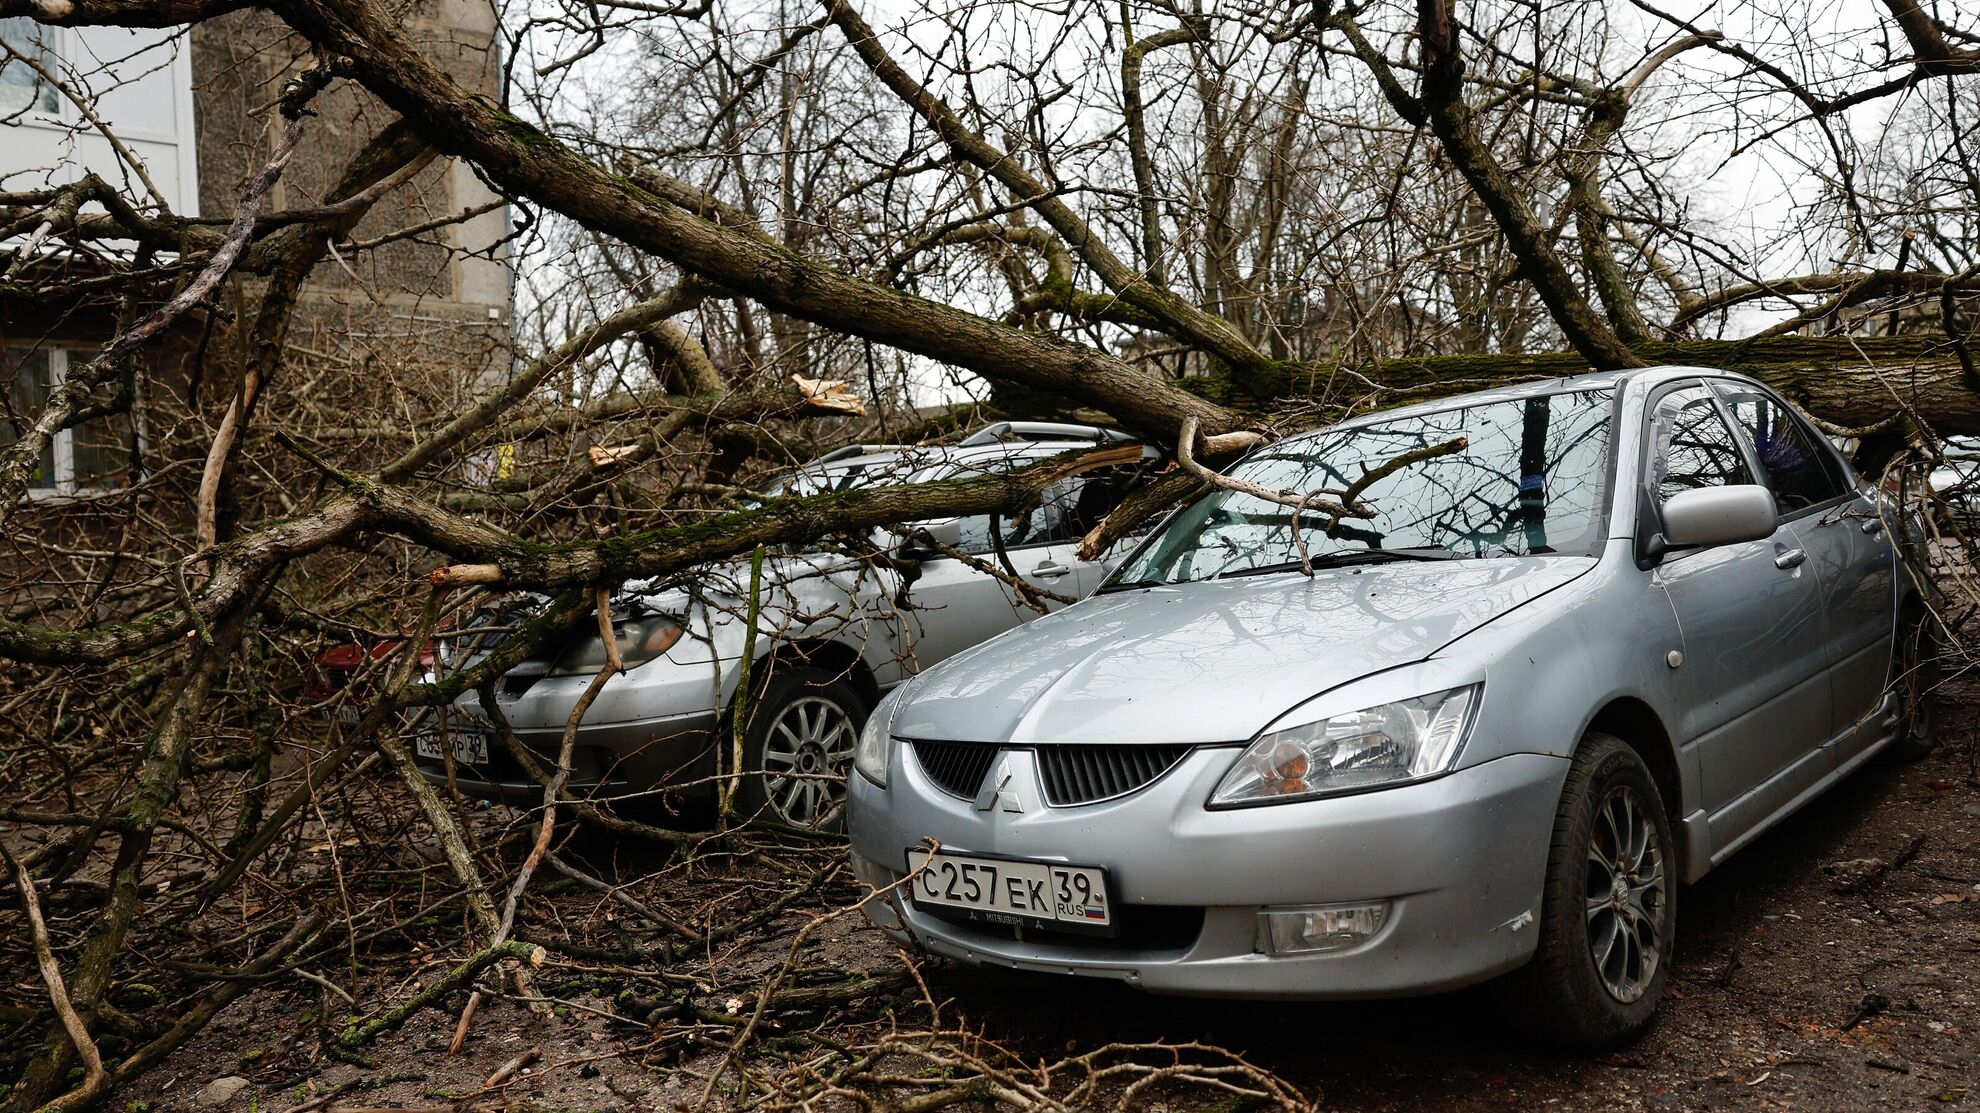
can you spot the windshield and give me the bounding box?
[1113,389,1614,585]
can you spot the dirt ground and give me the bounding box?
[118,693,1980,1113]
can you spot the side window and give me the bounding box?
[954,476,1083,555]
[951,465,1143,557]
[1711,384,1850,514]
[1646,385,1752,505]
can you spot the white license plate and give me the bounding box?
[415,719,489,765]
[907,849,1111,929]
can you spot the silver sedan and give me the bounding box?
[846,366,1933,1048]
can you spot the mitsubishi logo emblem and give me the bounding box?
[974,754,1024,813]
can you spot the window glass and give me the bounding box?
[71,403,131,488]
[1,18,58,116]
[3,346,131,493]
[1647,385,1751,504]
[1115,389,1614,584]
[955,475,1086,554]
[1711,384,1849,513]
[3,347,55,489]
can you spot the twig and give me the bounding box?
[455,588,623,1048]
[723,546,766,826]
[0,110,309,527]
[698,846,936,1105]
[295,968,355,1005]
[339,940,542,1050]
[3,845,110,1113]
[483,1046,541,1088]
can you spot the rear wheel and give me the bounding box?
[738,666,867,831]
[1884,606,1941,763]
[1498,732,1675,1049]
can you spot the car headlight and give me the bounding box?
[547,615,682,676]
[1210,685,1480,806]
[855,687,905,788]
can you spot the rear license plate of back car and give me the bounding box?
[414,712,490,765]
[906,848,1112,933]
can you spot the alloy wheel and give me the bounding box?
[1584,783,1666,1004]
[758,695,857,828]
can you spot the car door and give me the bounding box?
[1710,381,1897,751]
[895,460,1130,670]
[1643,382,1832,846]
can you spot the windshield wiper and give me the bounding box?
[1214,547,1459,579]
[1096,578,1165,594]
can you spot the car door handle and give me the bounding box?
[1031,561,1071,579]
[1861,518,1884,535]
[1774,548,1807,569]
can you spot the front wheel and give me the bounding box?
[1497,732,1676,1049]
[737,666,868,831]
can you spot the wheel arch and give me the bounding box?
[765,637,880,710]
[1583,697,1693,880]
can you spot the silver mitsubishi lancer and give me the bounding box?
[847,366,1934,1047]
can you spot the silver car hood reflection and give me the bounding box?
[890,556,1596,745]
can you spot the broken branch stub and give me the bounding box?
[431,563,504,588]
[791,374,867,416]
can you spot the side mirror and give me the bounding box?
[895,517,963,558]
[1661,484,1778,549]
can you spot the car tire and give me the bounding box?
[737,666,869,832]
[1497,732,1676,1049]
[1883,606,1941,763]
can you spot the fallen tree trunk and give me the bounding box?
[1195,336,1980,435]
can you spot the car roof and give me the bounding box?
[774,421,1138,488]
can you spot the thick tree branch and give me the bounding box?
[1671,269,1964,330]
[1565,35,1717,344]
[1121,19,1205,287]
[0,0,252,25]
[263,0,1245,444]
[1335,3,1644,369]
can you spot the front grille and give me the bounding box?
[1036,744,1192,806]
[911,740,999,799]
[910,741,1194,806]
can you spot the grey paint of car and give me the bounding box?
[847,365,1909,1000]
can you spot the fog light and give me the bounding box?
[849,852,900,891]
[849,853,908,935]
[1257,902,1390,955]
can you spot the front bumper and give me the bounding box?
[414,658,732,805]
[848,747,1569,999]
[415,709,723,806]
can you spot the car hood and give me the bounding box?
[890,556,1595,745]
